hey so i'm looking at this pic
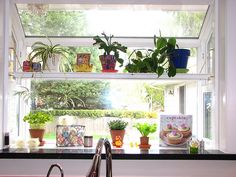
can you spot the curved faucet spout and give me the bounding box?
[86,138,112,177]
[104,139,112,177]
[46,164,64,177]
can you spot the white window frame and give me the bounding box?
[5,0,219,149]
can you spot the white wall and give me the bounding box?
[0,0,4,149]
[0,0,10,150]
[213,0,236,153]
[220,0,236,153]
[0,159,236,177]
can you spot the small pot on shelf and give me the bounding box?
[23,111,53,146]
[44,55,61,72]
[133,122,157,150]
[29,129,45,146]
[99,55,117,72]
[107,119,128,147]
[170,49,190,73]
[93,32,127,73]
[140,136,149,145]
[110,129,125,146]
[139,136,151,150]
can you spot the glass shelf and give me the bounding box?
[12,72,213,81]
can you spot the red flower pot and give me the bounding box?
[99,55,116,71]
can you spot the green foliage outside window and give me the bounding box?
[143,84,164,112]
[19,11,88,36]
[32,80,111,110]
[173,11,206,37]
[41,109,157,119]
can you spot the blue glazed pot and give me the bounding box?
[170,49,190,68]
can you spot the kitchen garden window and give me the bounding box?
[3,1,217,149]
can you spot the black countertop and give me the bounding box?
[0,147,235,160]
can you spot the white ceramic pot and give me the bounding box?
[44,54,61,72]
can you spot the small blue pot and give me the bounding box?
[170,49,190,68]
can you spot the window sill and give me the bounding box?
[0,147,235,160]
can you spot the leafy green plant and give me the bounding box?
[29,37,70,70]
[23,111,53,129]
[108,119,128,130]
[125,34,177,77]
[133,122,157,137]
[93,32,127,66]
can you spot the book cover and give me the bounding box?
[159,114,192,149]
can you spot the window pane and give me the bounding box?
[16,4,208,38]
[207,33,215,74]
[203,92,212,139]
[179,86,185,114]
[11,79,201,145]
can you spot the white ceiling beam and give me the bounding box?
[25,37,200,48]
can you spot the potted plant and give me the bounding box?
[170,48,191,72]
[107,119,128,147]
[133,122,157,149]
[23,111,53,145]
[29,38,70,72]
[125,34,177,77]
[93,32,127,72]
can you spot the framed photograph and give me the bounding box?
[77,53,91,65]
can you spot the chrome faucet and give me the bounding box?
[46,164,64,177]
[86,138,113,177]
[46,138,112,177]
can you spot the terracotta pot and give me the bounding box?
[29,129,45,142]
[140,136,149,145]
[110,130,125,146]
[99,55,116,70]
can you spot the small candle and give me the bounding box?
[84,136,93,147]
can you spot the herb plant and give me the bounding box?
[23,111,53,129]
[133,122,157,137]
[108,119,128,130]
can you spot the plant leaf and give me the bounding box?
[156,37,167,51]
[168,37,176,47]
[167,62,176,77]
[136,51,143,58]
[157,66,164,77]
[158,53,167,64]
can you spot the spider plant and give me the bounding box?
[29,37,70,71]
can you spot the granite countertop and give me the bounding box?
[0,147,235,160]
